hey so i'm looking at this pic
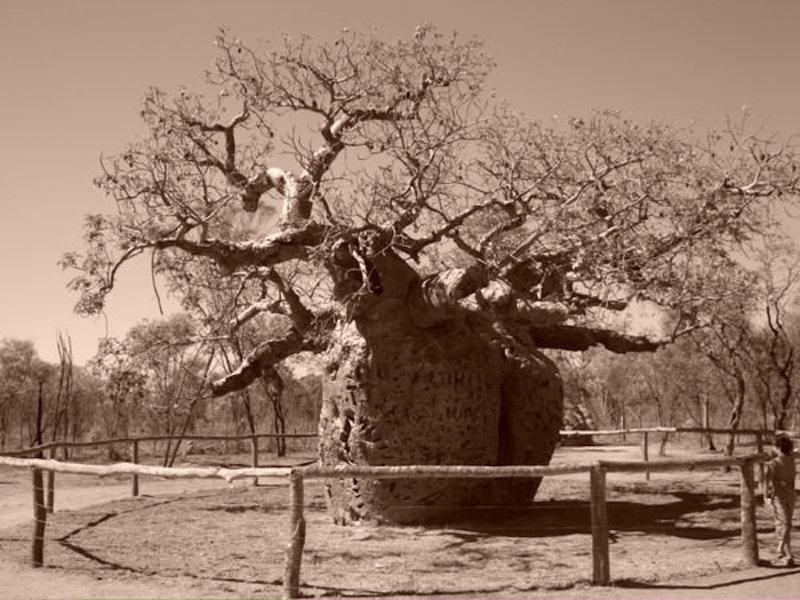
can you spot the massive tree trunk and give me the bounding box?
[318,316,563,524]
[208,236,656,525]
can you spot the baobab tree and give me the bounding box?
[63,26,800,522]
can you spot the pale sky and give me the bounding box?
[1,0,799,364]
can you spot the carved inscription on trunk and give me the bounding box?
[319,322,563,523]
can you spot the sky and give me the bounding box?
[1,0,799,365]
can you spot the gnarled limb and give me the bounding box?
[405,262,664,353]
[230,300,282,333]
[408,265,488,327]
[211,316,307,396]
[526,324,662,353]
[154,221,327,272]
[265,268,315,331]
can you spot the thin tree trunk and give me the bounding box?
[168,411,195,467]
[166,351,214,467]
[162,426,173,467]
[702,396,716,451]
[658,431,670,457]
[774,384,792,431]
[262,369,286,457]
[273,397,287,457]
[18,403,23,449]
[723,381,746,475]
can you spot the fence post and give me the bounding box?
[31,466,47,567]
[45,446,56,513]
[739,458,759,567]
[131,439,139,497]
[642,431,650,481]
[284,471,306,599]
[620,413,627,443]
[590,464,610,585]
[251,435,259,486]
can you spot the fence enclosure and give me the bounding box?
[1,426,797,599]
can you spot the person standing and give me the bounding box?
[765,434,796,567]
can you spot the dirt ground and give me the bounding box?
[0,443,797,599]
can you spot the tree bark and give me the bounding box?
[263,370,287,457]
[31,465,46,567]
[724,373,746,459]
[31,385,46,566]
[319,318,563,524]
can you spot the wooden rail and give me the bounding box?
[0,456,291,481]
[0,432,318,458]
[560,427,677,436]
[6,426,794,459]
[1,434,791,595]
[283,454,766,598]
[559,427,799,436]
[299,463,592,478]
[0,432,316,500]
[560,426,798,483]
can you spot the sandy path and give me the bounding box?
[0,561,212,600]
[0,476,293,530]
[2,562,797,600]
[0,475,287,599]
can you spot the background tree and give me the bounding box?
[64,26,800,522]
[63,366,104,451]
[90,315,215,465]
[0,339,53,448]
[89,338,148,457]
[0,339,38,449]
[750,240,799,430]
[126,314,215,465]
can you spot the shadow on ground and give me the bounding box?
[426,490,744,540]
[616,566,800,590]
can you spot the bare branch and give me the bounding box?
[154,221,327,271]
[527,324,663,353]
[265,268,315,331]
[210,317,306,396]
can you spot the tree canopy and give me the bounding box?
[63,25,800,396]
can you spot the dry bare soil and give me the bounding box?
[0,445,793,599]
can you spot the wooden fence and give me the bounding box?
[1,432,319,458]
[0,449,780,598]
[561,426,797,491]
[1,432,317,502]
[282,455,770,598]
